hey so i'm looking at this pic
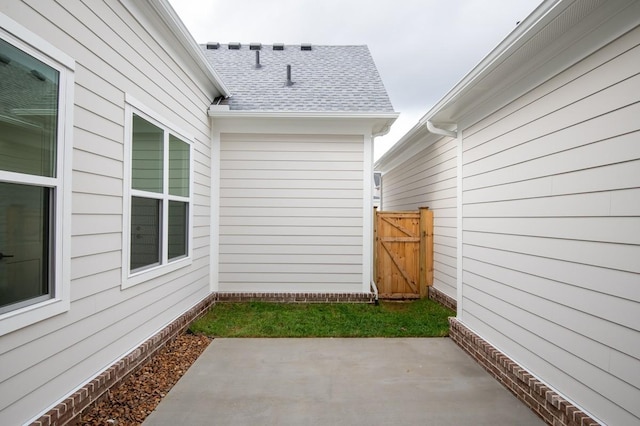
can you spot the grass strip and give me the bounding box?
[190,298,454,338]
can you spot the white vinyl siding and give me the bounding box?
[0,1,217,424]
[219,133,364,293]
[380,136,457,299]
[459,26,640,426]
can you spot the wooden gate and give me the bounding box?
[374,207,433,299]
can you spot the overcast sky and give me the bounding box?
[168,0,542,159]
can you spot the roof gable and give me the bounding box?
[202,44,395,113]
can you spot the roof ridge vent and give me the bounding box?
[301,43,312,51]
[249,42,262,50]
[273,43,284,51]
[228,42,241,50]
[206,42,219,50]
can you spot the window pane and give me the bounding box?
[0,182,51,312]
[132,114,163,193]
[169,135,189,197]
[168,201,187,260]
[130,197,161,270]
[0,38,58,177]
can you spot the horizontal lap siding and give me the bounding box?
[219,133,364,293]
[0,1,215,424]
[380,137,457,299]
[460,26,640,426]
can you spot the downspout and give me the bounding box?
[419,119,457,306]
[370,280,379,305]
[369,118,397,305]
[425,120,457,138]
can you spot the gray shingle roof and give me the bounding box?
[202,44,395,113]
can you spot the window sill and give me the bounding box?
[122,256,192,289]
[0,297,70,337]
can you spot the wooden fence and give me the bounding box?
[373,207,434,299]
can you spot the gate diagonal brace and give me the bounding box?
[380,216,417,238]
[380,241,418,293]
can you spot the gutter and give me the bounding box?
[372,122,393,138]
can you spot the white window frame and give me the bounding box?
[122,94,194,288]
[0,14,74,336]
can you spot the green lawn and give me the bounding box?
[189,299,454,338]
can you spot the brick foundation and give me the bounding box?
[216,292,376,303]
[31,293,217,426]
[428,286,457,311]
[448,317,600,426]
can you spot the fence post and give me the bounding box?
[419,207,434,298]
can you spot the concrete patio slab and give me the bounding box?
[143,338,543,426]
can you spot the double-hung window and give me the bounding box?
[0,14,73,335]
[124,97,192,287]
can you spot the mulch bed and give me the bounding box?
[79,333,212,426]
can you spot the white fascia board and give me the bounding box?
[208,110,399,120]
[144,0,230,97]
[209,110,398,135]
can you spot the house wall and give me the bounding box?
[459,25,640,425]
[380,136,457,299]
[218,132,365,293]
[0,1,217,424]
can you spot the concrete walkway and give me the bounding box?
[143,338,543,426]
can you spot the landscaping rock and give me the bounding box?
[79,333,212,425]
